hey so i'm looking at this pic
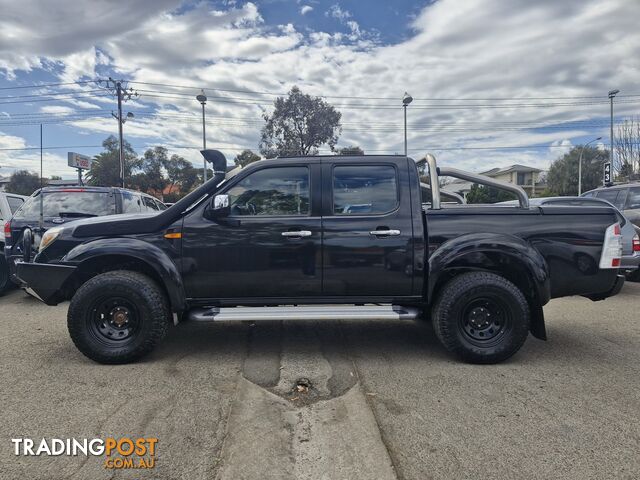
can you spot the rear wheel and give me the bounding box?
[433,272,530,364]
[67,271,170,364]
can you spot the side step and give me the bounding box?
[187,305,421,322]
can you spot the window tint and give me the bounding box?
[333,165,398,215]
[121,192,142,213]
[155,200,168,211]
[627,187,640,210]
[595,189,626,209]
[581,192,594,198]
[227,166,309,216]
[7,196,24,214]
[142,196,159,211]
[14,191,112,219]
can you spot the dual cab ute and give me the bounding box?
[14,152,625,364]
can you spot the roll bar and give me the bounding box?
[419,154,530,209]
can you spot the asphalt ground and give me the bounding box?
[0,282,639,479]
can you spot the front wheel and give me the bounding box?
[68,271,170,364]
[433,272,530,364]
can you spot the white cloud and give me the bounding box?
[326,4,351,21]
[300,5,313,15]
[0,0,639,173]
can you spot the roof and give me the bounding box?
[481,164,542,176]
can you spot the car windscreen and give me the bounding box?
[13,191,114,220]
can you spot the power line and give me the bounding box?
[0,79,100,91]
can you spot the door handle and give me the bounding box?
[369,229,401,236]
[281,230,312,238]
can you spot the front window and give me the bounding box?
[227,166,310,216]
[332,165,398,215]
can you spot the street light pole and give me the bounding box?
[402,92,413,157]
[116,81,125,188]
[196,90,208,183]
[608,89,619,174]
[578,136,602,196]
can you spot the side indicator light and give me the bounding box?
[164,232,182,239]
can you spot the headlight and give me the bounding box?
[39,227,64,251]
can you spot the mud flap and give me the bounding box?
[529,302,547,340]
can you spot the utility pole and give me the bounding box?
[196,90,208,183]
[608,89,619,175]
[402,92,413,157]
[116,81,124,188]
[100,78,137,188]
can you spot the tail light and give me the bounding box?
[599,223,623,269]
[3,221,10,239]
[633,234,640,253]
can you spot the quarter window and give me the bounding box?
[227,167,310,216]
[333,165,398,215]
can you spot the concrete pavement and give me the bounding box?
[1,282,639,479]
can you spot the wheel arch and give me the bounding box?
[62,238,186,313]
[427,233,550,340]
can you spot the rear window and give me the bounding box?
[13,191,113,219]
[332,165,398,215]
[595,189,627,210]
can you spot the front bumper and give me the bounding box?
[16,261,76,305]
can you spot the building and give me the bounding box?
[448,164,547,198]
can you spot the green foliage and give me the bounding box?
[466,184,517,204]
[5,170,43,196]
[337,146,364,155]
[234,149,261,167]
[260,86,342,158]
[86,135,140,187]
[132,146,170,193]
[165,154,199,195]
[546,146,608,196]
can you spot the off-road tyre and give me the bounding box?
[433,272,530,364]
[68,270,170,364]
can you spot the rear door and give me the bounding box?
[321,159,414,297]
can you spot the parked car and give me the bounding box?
[0,192,27,292]
[500,196,640,281]
[4,186,167,284]
[582,183,640,227]
[15,151,624,365]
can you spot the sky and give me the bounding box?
[0,0,639,178]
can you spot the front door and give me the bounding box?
[321,161,415,297]
[181,163,322,300]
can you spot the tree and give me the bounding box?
[50,175,62,180]
[86,136,140,187]
[5,170,43,196]
[466,184,516,204]
[165,154,199,195]
[234,149,261,167]
[132,146,169,194]
[546,146,608,196]
[615,117,640,179]
[259,86,342,158]
[337,146,364,155]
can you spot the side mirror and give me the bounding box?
[204,194,230,220]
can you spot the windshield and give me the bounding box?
[13,191,114,220]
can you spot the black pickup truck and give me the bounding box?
[13,151,625,364]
